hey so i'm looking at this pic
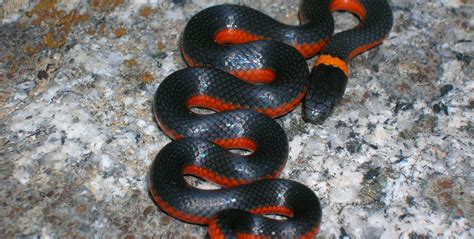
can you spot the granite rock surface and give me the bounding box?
[0,0,472,238]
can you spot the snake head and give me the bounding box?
[302,64,348,124]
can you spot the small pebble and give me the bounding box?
[433,103,449,115]
[37,70,48,79]
[440,84,454,97]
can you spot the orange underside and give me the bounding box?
[208,218,226,239]
[184,42,277,83]
[348,37,384,60]
[150,174,291,225]
[183,165,250,187]
[214,29,327,59]
[215,29,267,45]
[329,0,366,20]
[249,206,294,217]
[329,0,388,60]
[154,113,183,139]
[208,207,320,239]
[182,50,199,67]
[182,164,281,188]
[229,69,276,84]
[214,138,257,152]
[187,89,306,119]
[207,206,294,239]
[149,183,210,224]
[300,224,321,239]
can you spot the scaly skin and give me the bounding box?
[150,0,393,238]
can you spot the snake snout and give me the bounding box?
[302,64,348,124]
[302,99,332,124]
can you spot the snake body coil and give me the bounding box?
[149,0,393,238]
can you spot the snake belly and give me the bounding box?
[149,0,393,238]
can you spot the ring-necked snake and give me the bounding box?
[149,0,393,238]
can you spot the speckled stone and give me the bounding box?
[0,0,472,238]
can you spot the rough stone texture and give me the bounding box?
[0,0,472,238]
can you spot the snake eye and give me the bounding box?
[302,64,348,124]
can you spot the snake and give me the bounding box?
[149,0,393,238]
